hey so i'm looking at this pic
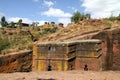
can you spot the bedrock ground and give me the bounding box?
[0,70,120,80]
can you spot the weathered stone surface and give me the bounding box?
[91,28,120,70]
[75,57,102,71]
[37,26,120,71]
[0,50,32,73]
[33,40,102,71]
[77,27,120,70]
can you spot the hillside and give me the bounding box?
[0,19,120,54]
[0,22,63,54]
[39,19,120,42]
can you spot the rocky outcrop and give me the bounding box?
[0,50,32,73]
[74,27,120,70]
[39,20,120,42]
[39,24,120,70]
[67,27,120,70]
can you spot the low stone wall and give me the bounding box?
[0,50,32,73]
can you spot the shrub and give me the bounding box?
[0,27,4,30]
[105,22,112,27]
[71,11,91,23]
[43,27,58,34]
[1,30,6,34]
[20,30,29,35]
[50,27,58,33]
[8,32,13,35]
[32,26,41,31]
[0,37,10,52]
[107,14,120,21]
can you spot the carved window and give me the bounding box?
[48,46,52,51]
[48,46,56,53]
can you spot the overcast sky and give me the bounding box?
[0,0,120,26]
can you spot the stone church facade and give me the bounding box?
[32,39,102,71]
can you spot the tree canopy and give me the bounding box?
[71,11,83,23]
[107,14,120,21]
[1,16,8,27]
[71,11,91,23]
[18,19,22,29]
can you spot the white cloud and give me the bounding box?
[8,17,33,23]
[42,7,72,17]
[68,6,78,12]
[43,0,54,7]
[42,7,72,26]
[58,18,71,27]
[33,0,39,2]
[81,0,120,18]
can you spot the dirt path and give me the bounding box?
[0,71,120,80]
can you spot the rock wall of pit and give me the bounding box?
[0,50,32,73]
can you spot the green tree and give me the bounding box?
[116,14,120,20]
[108,13,120,21]
[32,22,39,27]
[85,14,91,20]
[35,22,39,27]
[1,16,8,27]
[71,11,83,23]
[18,19,22,29]
[10,21,15,28]
[31,22,36,27]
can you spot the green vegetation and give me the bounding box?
[1,29,6,34]
[0,33,34,54]
[71,11,120,24]
[105,22,112,27]
[9,21,15,28]
[0,23,59,54]
[105,14,120,21]
[0,16,60,54]
[32,26,41,31]
[44,27,58,33]
[0,16,23,28]
[71,11,83,23]
[41,27,58,36]
[2,12,120,54]
[1,16,8,27]
[18,19,22,29]
[85,14,91,20]
[0,37,10,52]
[71,11,91,23]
